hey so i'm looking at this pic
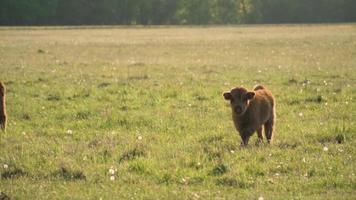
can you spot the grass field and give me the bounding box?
[0,24,355,199]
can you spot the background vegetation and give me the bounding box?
[0,24,355,199]
[1,0,356,25]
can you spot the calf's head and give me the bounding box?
[223,87,255,116]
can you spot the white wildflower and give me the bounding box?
[3,164,8,169]
[109,166,116,175]
[323,146,328,152]
[110,175,115,181]
[67,129,73,134]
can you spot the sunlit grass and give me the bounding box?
[0,24,355,199]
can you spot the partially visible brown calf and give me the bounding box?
[0,81,7,132]
[223,85,275,145]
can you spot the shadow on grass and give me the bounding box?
[118,147,145,164]
[1,167,28,179]
[52,167,86,181]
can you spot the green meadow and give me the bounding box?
[0,24,355,199]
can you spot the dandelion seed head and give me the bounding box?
[110,175,115,181]
[323,146,329,152]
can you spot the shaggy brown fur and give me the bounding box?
[223,85,275,145]
[0,81,7,132]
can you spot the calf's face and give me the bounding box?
[223,87,255,116]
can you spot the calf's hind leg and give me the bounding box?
[257,126,263,143]
[0,115,6,132]
[264,119,274,144]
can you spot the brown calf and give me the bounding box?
[0,81,7,132]
[223,85,275,145]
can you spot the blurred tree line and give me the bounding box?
[0,0,355,25]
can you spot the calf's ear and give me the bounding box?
[246,92,255,100]
[223,92,232,100]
